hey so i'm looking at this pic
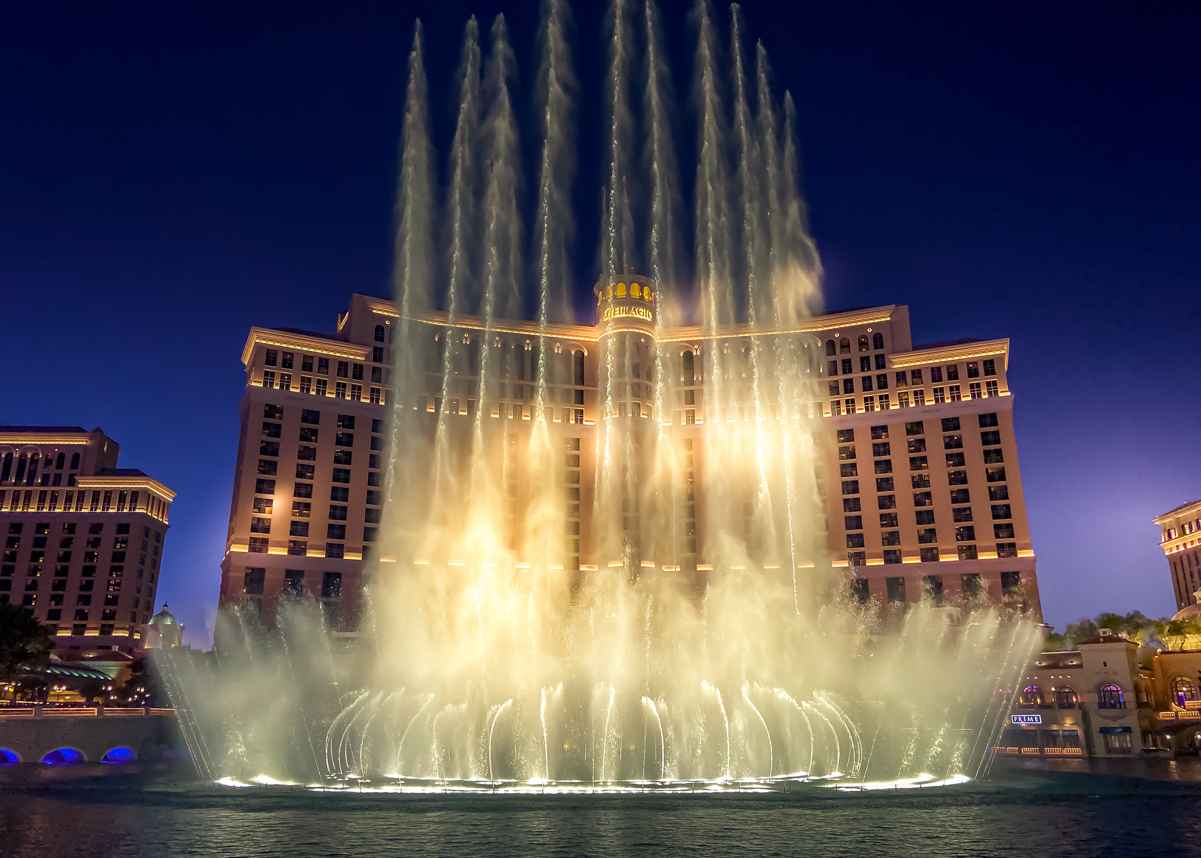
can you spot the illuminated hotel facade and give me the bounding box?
[220,283,1040,626]
[1155,498,1201,612]
[0,427,174,655]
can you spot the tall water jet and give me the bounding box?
[384,22,436,564]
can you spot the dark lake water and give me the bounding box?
[4,767,1201,857]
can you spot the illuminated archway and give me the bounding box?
[101,746,137,765]
[40,747,86,766]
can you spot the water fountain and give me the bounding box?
[170,0,1043,794]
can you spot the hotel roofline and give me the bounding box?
[1155,499,1201,526]
[242,297,1010,372]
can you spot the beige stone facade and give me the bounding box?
[219,289,1040,625]
[1155,499,1201,611]
[0,427,173,655]
[1003,633,1201,758]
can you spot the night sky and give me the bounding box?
[3,2,1198,645]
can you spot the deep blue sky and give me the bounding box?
[3,2,1198,645]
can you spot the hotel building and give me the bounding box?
[1155,498,1201,612]
[0,427,174,655]
[219,285,1040,626]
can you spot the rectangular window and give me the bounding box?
[918,527,937,544]
[896,371,908,386]
[846,533,865,549]
[264,350,278,367]
[988,485,1010,501]
[880,513,899,528]
[980,430,1001,446]
[945,452,966,467]
[978,412,998,428]
[840,463,858,477]
[250,517,271,534]
[302,355,314,372]
[336,361,349,378]
[294,482,313,499]
[913,492,932,507]
[872,442,890,457]
[327,524,347,540]
[1001,570,1021,594]
[912,473,931,489]
[909,456,928,471]
[248,538,268,554]
[841,480,859,496]
[995,523,1016,539]
[254,479,275,495]
[262,421,281,439]
[969,382,982,399]
[843,498,862,512]
[837,428,855,443]
[262,370,275,389]
[907,437,926,453]
[845,516,863,531]
[876,477,895,492]
[882,531,900,547]
[883,549,902,565]
[335,382,348,399]
[290,521,309,537]
[949,385,961,402]
[998,543,1018,558]
[983,448,1004,464]
[322,572,343,599]
[986,380,999,398]
[284,570,304,594]
[953,506,973,523]
[886,577,905,603]
[874,459,893,474]
[243,567,266,594]
[991,504,1012,520]
[316,379,328,396]
[920,547,939,562]
[955,525,976,542]
[302,409,320,425]
[870,425,889,440]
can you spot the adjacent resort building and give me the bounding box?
[1155,498,1201,612]
[0,427,174,655]
[219,284,1040,626]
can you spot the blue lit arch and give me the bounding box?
[40,747,86,766]
[0,748,21,766]
[101,746,137,765]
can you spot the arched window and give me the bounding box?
[573,350,586,387]
[857,334,870,352]
[13,455,27,484]
[1173,677,1199,707]
[0,452,11,483]
[40,747,86,766]
[101,746,136,765]
[1098,682,1125,710]
[825,339,836,357]
[24,453,38,486]
[681,351,695,386]
[374,324,386,343]
[839,338,851,354]
[1019,684,1043,706]
[872,332,885,350]
[1053,686,1078,708]
[69,452,80,470]
[54,452,65,469]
